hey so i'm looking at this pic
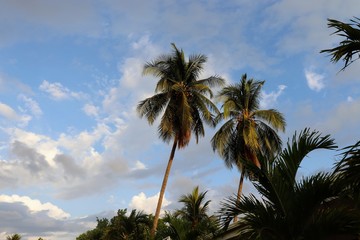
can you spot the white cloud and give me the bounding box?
[0,194,70,219]
[0,195,101,239]
[129,192,171,215]
[0,102,18,120]
[133,160,146,170]
[261,85,287,108]
[82,103,99,117]
[39,80,85,100]
[305,69,325,92]
[0,102,32,127]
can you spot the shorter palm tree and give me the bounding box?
[175,186,211,230]
[321,17,360,71]
[219,129,360,239]
[6,234,21,240]
[103,209,151,240]
[211,74,285,213]
[156,186,219,240]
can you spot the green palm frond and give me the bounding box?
[278,128,337,185]
[334,140,360,190]
[253,109,286,132]
[218,130,360,240]
[321,17,360,71]
[137,93,169,124]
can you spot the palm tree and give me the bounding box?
[103,209,151,240]
[137,43,224,236]
[175,186,211,230]
[321,17,360,71]
[219,129,360,239]
[6,234,21,240]
[156,186,219,240]
[211,74,285,219]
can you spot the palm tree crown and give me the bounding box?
[138,43,224,148]
[137,43,224,236]
[175,186,211,229]
[211,74,286,212]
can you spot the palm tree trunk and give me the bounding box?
[234,167,245,223]
[150,138,178,238]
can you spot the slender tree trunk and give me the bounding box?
[234,167,244,223]
[150,138,178,238]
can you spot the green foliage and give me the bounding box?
[219,129,360,239]
[6,234,21,240]
[321,17,360,71]
[212,74,286,173]
[76,209,151,240]
[137,43,224,148]
[156,186,220,240]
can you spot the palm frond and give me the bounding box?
[321,17,360,71]
[137,93,169,124]
[277,128,337,185]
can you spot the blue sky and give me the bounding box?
[0,1,360,239]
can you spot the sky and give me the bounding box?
[0,0,360,239]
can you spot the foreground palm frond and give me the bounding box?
[321,17,360,71]
[219,129,360,239]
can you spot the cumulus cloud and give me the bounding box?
[129,192,171,215]
[0,194,100,239]
[0,194,70,219]
[39,80,85,100]
[305,69,325,91]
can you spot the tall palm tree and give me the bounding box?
[211,74,285,217]
[321,17,360,71]
[137,43,224,236]
[219,129,360,239]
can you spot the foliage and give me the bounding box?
[321,17,360,71]
[211,74,285,210]
[76,209,151,240]
[6,234,21,240]
[212,74,285,171]
[138,43,224,148]
[156,186,219,240]
[219,129,360,239]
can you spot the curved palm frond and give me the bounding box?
[321,17,360,71]
[277,128,337,185]
[218,130,359,240]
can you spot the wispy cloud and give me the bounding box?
[18,94,42,117]
[261,85,287,108]
[0,102,31,127]
[39,80,86,100]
